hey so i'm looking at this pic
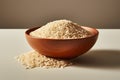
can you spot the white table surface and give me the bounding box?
[0,29,120,80]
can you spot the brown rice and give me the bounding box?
[16,19,90,69]
[15,51,72,69]
[30,19,90,39]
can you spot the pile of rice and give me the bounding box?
[16,51,72,69]
[16,19,90,69]
[30,19,90,39]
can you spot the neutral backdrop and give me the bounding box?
[0,0,120,29]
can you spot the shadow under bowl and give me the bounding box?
[25,26,99,59]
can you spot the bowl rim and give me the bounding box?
[25,26,99,41]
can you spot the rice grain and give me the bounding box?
[30,19,90,39]
[16,51,72,69]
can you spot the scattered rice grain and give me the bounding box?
[15,51,72,69]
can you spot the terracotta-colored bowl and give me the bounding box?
[25,26,99,59]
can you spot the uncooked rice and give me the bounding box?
[16,20,90,69]
[30,19,90,39]
[15,51,72,69]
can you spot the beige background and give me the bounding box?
[0,0,120,29]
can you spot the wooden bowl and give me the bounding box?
[25,26,99,59]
